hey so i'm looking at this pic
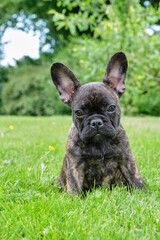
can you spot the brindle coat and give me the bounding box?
[50,52,146,196]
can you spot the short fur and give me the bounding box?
[50,52,146,196]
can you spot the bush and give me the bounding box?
[48,0,160,116]
[0,66,9,113]
[1,63,71,116]
[135,89,160,116]
[2,35,160,116]
[53,36,160,116]
[1,0,160,116]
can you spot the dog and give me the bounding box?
[50,52,146,196]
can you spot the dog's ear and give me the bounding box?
[103,52,128,98]
[51,62,81,105]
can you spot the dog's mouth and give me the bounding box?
[91,133,105,142]
[79,124,117,143]
[81,132,115,143]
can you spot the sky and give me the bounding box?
[1,28,40,66]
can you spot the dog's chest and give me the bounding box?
[83,157,119,190]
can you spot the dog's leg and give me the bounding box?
[58,155,67,187]
[119,155,146,191]
[66,160,85,196]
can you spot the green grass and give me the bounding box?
[0,116,160,239]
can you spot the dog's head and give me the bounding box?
[51,52,128,143]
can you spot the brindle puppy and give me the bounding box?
[50,52,146,196]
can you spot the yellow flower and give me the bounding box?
[49,145,55,151]
[52,122,56,126]
[9,125,14,130]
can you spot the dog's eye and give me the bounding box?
[75,109,84,117]
[107,104,116,112]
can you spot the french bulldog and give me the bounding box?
[50,52,146,196]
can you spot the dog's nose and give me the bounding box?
[90,119,103,129]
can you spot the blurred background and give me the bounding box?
[0,0,160,116]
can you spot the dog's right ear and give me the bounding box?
[50,63,81,105]
[103,52,128,98]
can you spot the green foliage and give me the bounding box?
[51,34,160,116]
[0,0,68,53]
[0,116,160,238]
[49,0,108,35]
[50,0,160,36]
[1,58,71,116]
[0,0,159,54]
[1,31,160,116]
[135,89,160,115]
[1,0,160,116]
[0,67,8,113]
[48,0,160,116]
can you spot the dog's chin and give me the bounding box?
[90,134,106,143]
[80,131,116,143]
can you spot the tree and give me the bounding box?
[0,0,160,116]
[0,0,159,56]
[0,0,66,57]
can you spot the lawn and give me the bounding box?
[0,116,160,239]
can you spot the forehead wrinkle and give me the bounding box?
[73,82,118,110]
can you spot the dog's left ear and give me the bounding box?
[103,52,128,98]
